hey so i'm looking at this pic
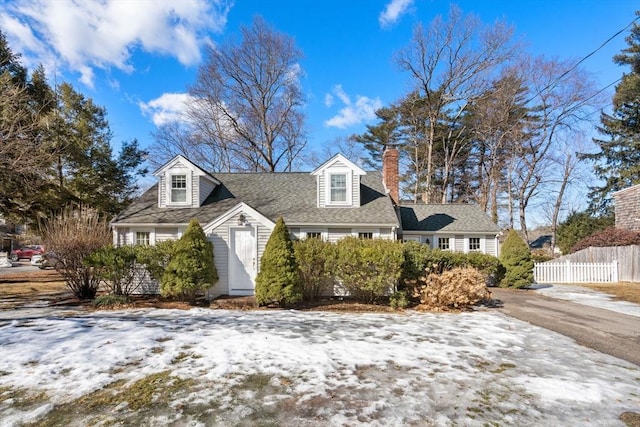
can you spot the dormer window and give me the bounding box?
[170,175,187,203]
[311,153,365,208]
[154,155,220,209]
[330,174,347,203]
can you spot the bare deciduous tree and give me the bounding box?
[40,207,112,300]
[395,5,517,202]
[186,16,307,172]
[510,56,604,242]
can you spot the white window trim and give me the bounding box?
[325,169,352,206]
[352,229,381,239]
[437,236,452,251]
[300,229,328,240]
[130,228,156,246]
[167,172,192,206]
[465,236,484,253]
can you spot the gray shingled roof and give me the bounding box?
[113,171,400,227]
[399,204,500,233]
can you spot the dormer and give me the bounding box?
[153,155,220,208]
[311,154,366,208]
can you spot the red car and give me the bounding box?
[10,245,45,261]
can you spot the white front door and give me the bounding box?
[229,227,256,295]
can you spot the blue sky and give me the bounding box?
[1,0,637,164]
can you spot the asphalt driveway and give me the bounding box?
[0,262,40,276]
[491,287,640,367]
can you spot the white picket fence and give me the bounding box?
[534,260,619,284]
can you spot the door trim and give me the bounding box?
[228,226,257,296]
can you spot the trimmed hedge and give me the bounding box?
[401,241,505,288]
[293,237,337,302]
[333,237,404,303]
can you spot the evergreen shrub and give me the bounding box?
[161,219,218,302]
[93,294,130,307]
[255,217,302,306]
[389,290,410,309]
[499,230,534,288]
[86,245,140,296]
[293,237,336,302]
[401,242,505,288]
[136,240,176,282]
[334,237,404,303]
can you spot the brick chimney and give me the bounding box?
[382,147,399,204]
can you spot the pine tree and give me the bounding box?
[161,219,218,303]
[583,11,640,214]
[499,230,534,288]
[255,217,302,306]
[349,106,402,169]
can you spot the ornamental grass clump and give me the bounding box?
[414,267,490,311]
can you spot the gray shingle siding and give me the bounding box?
[614,184,640,231]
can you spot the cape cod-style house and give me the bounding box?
[111,148,500,299]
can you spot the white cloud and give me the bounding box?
[324,85,383,129]
[1,0,232,87]
[324,93,334,107]
[139,92,195,127]
[379,0,414,28]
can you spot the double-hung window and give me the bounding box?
[171,175,187,203]
[330,174,347,203]
[469,237,481,252]
[136,232,150,246]
[438,237,450,250]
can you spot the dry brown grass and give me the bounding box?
[574,282,640,305]
[0,269,74,309]
[0,270,68,296]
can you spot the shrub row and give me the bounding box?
[401,241,505,288]
[86,219,217,302]
[290,236,404,305]
[291,237,507,306]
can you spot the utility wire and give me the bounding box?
[523,15,639,105]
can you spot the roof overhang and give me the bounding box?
[202,202,275,234]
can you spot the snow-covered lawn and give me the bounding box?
[0,306,639,426]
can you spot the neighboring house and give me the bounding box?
[613,184,640,231]
[111,148,501,299]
